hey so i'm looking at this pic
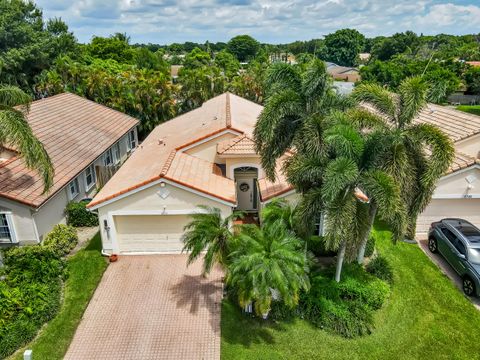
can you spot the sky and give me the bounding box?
[35,0,480,44]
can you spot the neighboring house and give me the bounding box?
[0,93,139,245]
[170,65,183,81]
[325,62,361,82]
[415,104,480,236]
[466,61,480,68]
[88,93,298,254]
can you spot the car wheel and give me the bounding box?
[463,277,476,297]
[428,237,438,253]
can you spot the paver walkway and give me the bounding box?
[65,255,223,359]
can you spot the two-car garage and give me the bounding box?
[114,215,188,253]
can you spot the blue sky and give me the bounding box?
[36,0,480,44]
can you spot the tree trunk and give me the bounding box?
[357,203,378,265]
[406,217,417,240]
[335,240,347,283]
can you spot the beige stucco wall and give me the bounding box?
[96,182,233,253]
[185,132,237,163]
[432,167,480,198]
[33,188,69,241]
[226,157,262,179]
[455,134,480,158]
[0,198,37,244]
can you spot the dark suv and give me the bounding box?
[428,218,480,297]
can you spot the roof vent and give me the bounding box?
[158,139,165,146]
[213,116,218,120]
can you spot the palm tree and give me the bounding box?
[253,59,353,180]
[0,85,54,192]
[291,112,402,281]
[181,206,243,275]
[261,198,298,232]
[227,219,310,317]
[353,77,454,242]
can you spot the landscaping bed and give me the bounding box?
[7,233,107,360]
[221,225,480,359]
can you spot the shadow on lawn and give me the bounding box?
[221,300,291,347]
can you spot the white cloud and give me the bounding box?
[34,0,480,43]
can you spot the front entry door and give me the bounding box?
[236,178,255,211]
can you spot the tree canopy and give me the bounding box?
[323,28,365,66]
[227,35,260,62]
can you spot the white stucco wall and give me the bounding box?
[96,182,233,253]
[432,167,480,198]
[226,157,262,179]
[33,188,69,241]
[0,198,37,245]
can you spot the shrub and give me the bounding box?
[43,224,78,257]
[364,236,376,258]
[307,235,336,257]
[299,264,390,338]
[66,201,99,227]
[366,255,394,284]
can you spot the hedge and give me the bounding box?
[66,201,99,227]
[43,224,78,257]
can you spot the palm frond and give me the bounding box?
[352,83,397,123]
[264,63,302,97]
[322,157,359,203]
[397,77,427,128]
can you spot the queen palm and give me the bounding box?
[181,206,243,275]
[227,219,310,317]
[0,85,53,192]
[253,59,353,180]
[353,77,454,244]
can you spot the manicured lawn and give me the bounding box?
[457,105,480,117]
[10,233,108,360]
[221,225,480,359]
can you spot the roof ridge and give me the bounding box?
[160,149,177,175]
[225,92,232,128]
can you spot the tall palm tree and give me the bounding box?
[254,59,353,180]
[227,219,310,317]
[353,77,454,241]
[291,112,402,281]
[0,85,53,192]
[181,206,243,275]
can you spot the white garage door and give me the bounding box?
[417,199,480,236]
[114,215,189,253]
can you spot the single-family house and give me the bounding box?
[0,93,139,245]
[88,93,480,254]
[325,62,361,82]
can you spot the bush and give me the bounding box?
[43,224,78,257]
[66,201,99,227]
[299,264,390,338]
[307,235,336,257]
[364,236,376,258]
[366,255,394,284]
[0,245,65,358]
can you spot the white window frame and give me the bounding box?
[84,164,96,191]
[103,148,113,167]
[127,129,137,152]
[113,142,121,164]
[0,212,17,243]
[68,178,80,200]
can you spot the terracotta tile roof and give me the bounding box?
[447,151,480,174]
[89,93,262,208]
[217,135,258,156]
[0,93,139,207]
[258,158,293,201]
[466,61,480,67]
[414,104,480,142]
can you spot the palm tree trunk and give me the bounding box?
[357,203,378,265]
[335,240,347,283]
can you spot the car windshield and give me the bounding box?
[455,225,480,243]
[468,248,480,265]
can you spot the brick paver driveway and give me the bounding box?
[65,255,223,360]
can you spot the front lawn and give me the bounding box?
[221,225,480,359]
[456,105,480,117]
[10,233,107,360]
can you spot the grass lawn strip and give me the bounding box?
[221,225,480,359]
[456,105,480,117]
[9,233,107,360]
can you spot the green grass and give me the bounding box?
[221,225,480,359]
[456,105,480,116]
[10,233,108,360]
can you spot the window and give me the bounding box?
[68,178,80,200]
[127,130,137,152]
[441,228,457,244]
[455,240,467,256]
[0,213,14,243]
[84,165,96,190]
[113,142,121,164]
[103,149,113,166]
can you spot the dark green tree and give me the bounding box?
[227,35,260,62]
[324,29,365,66]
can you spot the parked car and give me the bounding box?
[428,218,480,297]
